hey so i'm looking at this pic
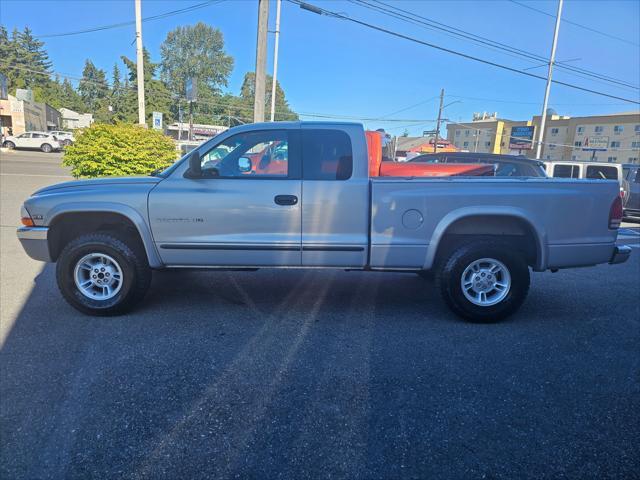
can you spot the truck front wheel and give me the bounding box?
[436,241,530,322]
[56,233,151,316]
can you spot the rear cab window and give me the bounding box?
[302,129,353,180]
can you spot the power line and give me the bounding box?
[508,0,640,48]
[350,0,638,91]
[33,0,226,39]
[291,0,640,105]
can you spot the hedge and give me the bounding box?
[63,123,177,178]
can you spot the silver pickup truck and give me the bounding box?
[17,122,630,322]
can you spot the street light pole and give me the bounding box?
[253,0,269,123]
[134,0,146,125]
[270,0,282,122]
[535,0,563,159]
[433,88,444,153]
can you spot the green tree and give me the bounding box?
[0,26,52,93]
[160,22,233,98]
[110,63,125,122]
[239,72,298,121]
[59,78,85,112]
[121,48,173,125]
[78,60,108,112]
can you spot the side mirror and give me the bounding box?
[238,156,252,173]
[184,150,202,178]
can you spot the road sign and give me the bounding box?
[152,111,163,130]
[583,136,609,151]
[509,126,535,150]
[186,77,198,102]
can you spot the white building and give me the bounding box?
[59,108,94,129]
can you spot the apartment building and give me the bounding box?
[447,111,640,164]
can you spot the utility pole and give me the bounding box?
[134,0,146,125]
[433,88,444,153]
[269,0,282,122]
[253,0,269,123]
[535,0,563,159]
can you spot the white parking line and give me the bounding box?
[0,173,70,178]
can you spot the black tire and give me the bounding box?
[3,141,15,149]
[56,233,151,316]
[41,143,52,153]
[435,240,530,323]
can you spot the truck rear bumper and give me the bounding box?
[610,245,632,264]
[17,226,52,262]
[547,242,630,269]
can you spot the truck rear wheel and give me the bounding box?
[436,240,530,322]
[56,233,151,316]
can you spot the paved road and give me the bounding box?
[1,150,639,479]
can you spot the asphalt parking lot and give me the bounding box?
[1,149,639,479]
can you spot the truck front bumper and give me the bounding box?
[610,245,632,265]
[17,226,52,262]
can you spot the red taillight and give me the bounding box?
[609,196,623,229]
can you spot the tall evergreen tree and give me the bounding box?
[121,48,172,125]
[78,59,108,112]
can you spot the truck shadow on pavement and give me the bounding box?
[1,263,639,479]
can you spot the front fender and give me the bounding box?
[46,202,163,268]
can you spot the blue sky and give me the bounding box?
[1,0,639,134]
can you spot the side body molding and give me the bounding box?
[45,202,163,268]
[423,206,548,271]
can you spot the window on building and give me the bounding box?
[628,157,639,165]
[464,130,470,136]
[463,141,469,148]
[571,155,578,160]
[551,128,559,135]
[553,164,580,178]
[546,155,551,160]
[610,141,621,148]
[587,165,618,179]
[455,130,460,136]
[614,125,624,134]
[574,141,582,147]
[635,125,640,134]
[607,157,617,163]
[302,129,353,180]
[631,141,640,148]
[549,144,556,149]
[484,141,491,147]
[576,126,584,134]
[594,126,604,133]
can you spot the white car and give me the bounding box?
[2,131,61,153]
[50,130,75,146]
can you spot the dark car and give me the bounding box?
[408,152,547,177]
[622,164,640,221]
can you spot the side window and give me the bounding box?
[302,129,353,180]
[586,165,618,180]
[553,165,579,178]
[33,133,47,138]
[200,130,289,178]
[19,133,31,138]
[635,169,640,183]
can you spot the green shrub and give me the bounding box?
[63,123,177,178]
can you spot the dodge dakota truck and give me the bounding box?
[17,122,631,322]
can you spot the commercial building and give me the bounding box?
[446,111,640,164]
[59,108,94,129]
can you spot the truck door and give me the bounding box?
[300,125,369,267]
[149,128,302,266]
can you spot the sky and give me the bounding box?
[1,0,639,135]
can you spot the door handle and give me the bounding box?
[274,195,298,206]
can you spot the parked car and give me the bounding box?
[622,163,640,221]
[50,130,75,146]
[408,152,547,177]
[2,131,61,153]
[17,122,630,322]
[545,161,626,198]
